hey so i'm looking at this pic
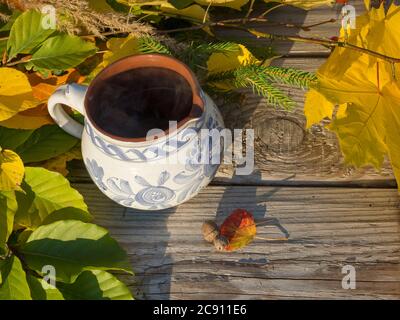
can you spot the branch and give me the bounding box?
[249,29,400,64]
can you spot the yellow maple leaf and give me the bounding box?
[263,0,334,10]
[0,68,37,121]
[194,0,249,10]
[0,148,24,192]
[304,2,400,188]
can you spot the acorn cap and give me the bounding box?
[201,220,219,243]
[213,235,228,252]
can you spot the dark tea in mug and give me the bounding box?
[88,67,194,139]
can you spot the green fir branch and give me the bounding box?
[207,65,296,110]
[262,66,317,89]
[138,37,172,55]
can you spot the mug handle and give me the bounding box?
[48,83,88,139]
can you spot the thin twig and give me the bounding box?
[258,3,285,18]
[244,0,256,21]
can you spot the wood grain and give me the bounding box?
[216,0,366,56]
[74,183,400,300]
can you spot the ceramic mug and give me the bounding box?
[48,54,224,210]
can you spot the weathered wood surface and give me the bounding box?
[74,184,400,299]
[216,1,366,56]
[69,1,400,300]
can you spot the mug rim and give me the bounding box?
[84,54,205,143]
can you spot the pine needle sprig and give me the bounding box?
[138,37,172,55]
[195,42,240,54]
[207,65,296,110]
[262,66,317,89]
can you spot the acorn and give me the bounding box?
[213,235,229,252]
[201,220,219,243]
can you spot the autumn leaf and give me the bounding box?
[37,145,82,177]
[304,2,400,188]
[194,0,249,10]
[85,34,141,82]
[0,148,24,192]
[0,67,37,121]
[207,44,260,75]
[0,70,84,130]
[103,35,141,66]
[28,70,85,103]
[0,105,53,130]
[220,209,256,251]
[161,3,211,33]
[263,0,334,10]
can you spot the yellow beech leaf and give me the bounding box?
[161,3,208,22]
[0,70,84,130]
[194,0,249,10]
[0,67,37,121]
[304,2,400,188]
[38,145,82,177]
[160,3,211,33]
[0,148,24,191]
[86,34,141,82]
[263,0,334,10]
[0,105,53,129]
[103,34,141,66]
[28,70,85,103]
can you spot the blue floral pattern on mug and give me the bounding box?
[134,172,176,209]
[85,158,107,191]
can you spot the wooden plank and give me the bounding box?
[68,56,395,187]
[216,0,366,56]
[74,183,400,299]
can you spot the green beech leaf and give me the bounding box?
[41,207,93,226]
[0,126,34,150]
[20,220,132,283]
[7,10,55,60]
[14,168,89,230]
[0,191,17,254]
[30,35,98,71]
[0,255,32,300]
[26,274,64,300]
[15,125,78,163]
[59,270,133,300]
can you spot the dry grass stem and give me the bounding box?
[1,0,153,38]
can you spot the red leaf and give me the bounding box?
[220,209,256,251]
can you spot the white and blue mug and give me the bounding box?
[48,54,224,210]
